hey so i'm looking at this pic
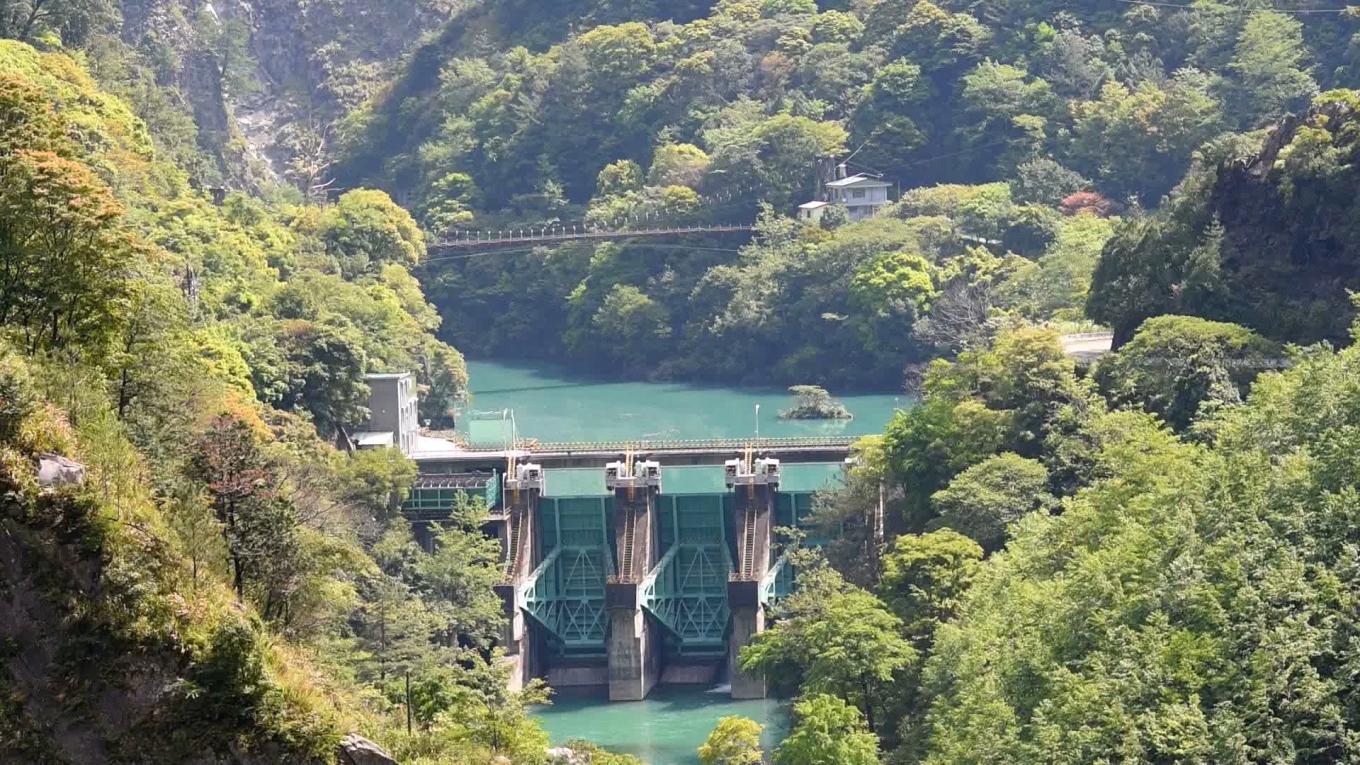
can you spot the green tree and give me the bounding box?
[414,498,505,648]
[1095,315,1278,431]
[705,109,847,211]
[597,159,644,197]
[1227,12,1318,128]
[1001,211,1116,321]
[774,694,880,765]
[699,716,764,765]
[0,150,134,355]
[929,453,1053,551]
[0,75,67,155]
[187,413,289,603]
[781,385,850,420]
[338,447,418,518]
[849,251,936,317]
[885,326,1090,530]
[877,530,982,648]
[417,340,468,428]
[883,397,1013,530]
[353,572,444,682]
[1066,70,1223,203]
[959,62,1055,175]
[850,60,929,172]
[740,576,914,733]
[267,319,370,439]
[0,0,113,45]
[648,143,710,188]
[319,189,427,278]
[589,284,671,367]
[1009,158,1089,206]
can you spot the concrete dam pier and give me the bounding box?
[406,439,851,701]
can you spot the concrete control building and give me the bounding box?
[352,372,419,455]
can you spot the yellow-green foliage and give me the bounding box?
[0,42,471,761]
[0,344,351,760]
[0,40,152,172]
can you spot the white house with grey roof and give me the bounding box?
[800,163,892,222]
[825,172,891,220]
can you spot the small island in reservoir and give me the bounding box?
[779,385,853,420]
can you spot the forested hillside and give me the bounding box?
[334,0,1360,388]
[1090,91,1360,346]
[0,38,564,764]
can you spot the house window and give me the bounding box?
[852,189,866,199]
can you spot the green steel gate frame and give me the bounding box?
[520,497,613,656]
[516,483,826,658]
[641,494,732,655]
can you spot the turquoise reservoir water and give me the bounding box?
[463,360,907,443]
[535,686,789,765]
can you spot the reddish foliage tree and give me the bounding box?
[1060,191,1115,218]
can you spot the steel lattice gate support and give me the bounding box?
[522,497,611,658]
[644,494,732,657]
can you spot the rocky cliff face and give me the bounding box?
[0,477,332,764]
[1089,94,1360,346]
[115,0,469,190]
[1208,97,1360,343]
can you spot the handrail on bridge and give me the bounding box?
[432,223,756,251]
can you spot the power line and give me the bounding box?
[1112,0,1350,13]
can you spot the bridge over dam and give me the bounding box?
[400,436,858,701]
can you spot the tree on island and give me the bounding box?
[780,385,852,420]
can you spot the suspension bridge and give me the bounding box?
[431,222,757,251]
[426,172,803,252]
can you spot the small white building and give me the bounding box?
[825,173,891,221]
[798,199,829,222]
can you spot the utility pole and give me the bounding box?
[405,671,413,735]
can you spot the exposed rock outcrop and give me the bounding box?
[113,0,460,191]
[35,454,85,489]
[1090,95,1360,347]
[338,733,399,765]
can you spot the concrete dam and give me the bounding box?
[401,437,856,702]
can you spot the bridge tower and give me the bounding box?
[725,452,780,699]
[604,454,663,700]
[496,461,544,690]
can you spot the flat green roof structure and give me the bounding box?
[542,467,610,497]
[778,462,846,493]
